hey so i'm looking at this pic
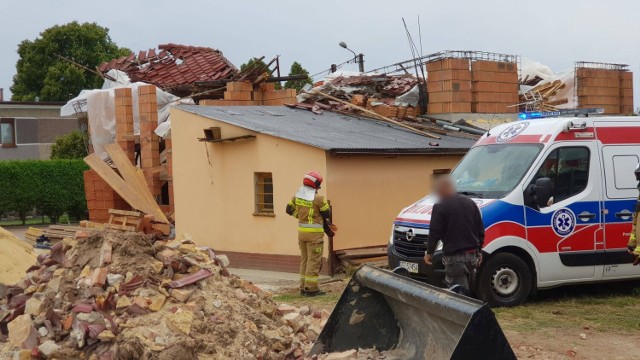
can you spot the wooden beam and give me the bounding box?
[104,144,169,223]
[197,135,256,143]
[307,90,440,139]
[83,153,168,223]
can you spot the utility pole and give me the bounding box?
[357,54,365,73]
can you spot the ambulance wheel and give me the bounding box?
[477,253,532,307]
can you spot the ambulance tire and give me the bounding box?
[477,253,532,307]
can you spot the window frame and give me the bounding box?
[533,146,591,205]
[254,172,275,216]
[0,118,16,148]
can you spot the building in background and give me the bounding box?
[0,100,77,160]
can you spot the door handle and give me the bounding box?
[577,212,596,221]
[615,210,633,220]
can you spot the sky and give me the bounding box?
[0,0,638,106]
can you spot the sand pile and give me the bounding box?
[0,226,37,285]
[0,230,330,359]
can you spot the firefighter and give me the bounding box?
[286,171,335,296]
[628,163,640,265]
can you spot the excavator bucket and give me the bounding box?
[310,265,515,360]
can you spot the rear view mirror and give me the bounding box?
[533,178,554,208]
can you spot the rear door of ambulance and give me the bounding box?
[596,120,640,278]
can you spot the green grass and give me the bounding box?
[273,278,640,334]
[495,281,640,333]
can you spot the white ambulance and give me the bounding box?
[388,117,640,306]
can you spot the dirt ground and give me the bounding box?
[272,279,640,359]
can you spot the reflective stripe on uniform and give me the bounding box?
[304,276,319,283]
[295,198,313,207]
[320,202,330,212]
[298,227,324,233]
[299,223,323,228]
[308,208,314,224]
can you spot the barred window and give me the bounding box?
[254,172,274,216]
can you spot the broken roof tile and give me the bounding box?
[100,43,238,90]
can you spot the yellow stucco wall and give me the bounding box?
[171,108,327,256]
[325,154,463,250]
[171,107,465,258]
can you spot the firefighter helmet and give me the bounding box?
[303,171,323,189]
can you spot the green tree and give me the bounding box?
[50,131,89,160]
[11,21,130,101]
[284,61,312,92]
[240,57,268,72]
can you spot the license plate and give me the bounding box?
[399,261,419,273]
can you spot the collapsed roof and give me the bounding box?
[98,44,238,93]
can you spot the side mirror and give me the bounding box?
[533,177,554,208]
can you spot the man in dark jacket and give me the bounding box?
[424,176,484,294]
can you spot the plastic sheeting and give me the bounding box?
[394,85,421,107]
[61,70,194,159]
[519,58,576,109]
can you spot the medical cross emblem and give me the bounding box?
[496,122,528,143]
[552,208,576,236]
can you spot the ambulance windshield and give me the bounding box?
[451,144,542,199]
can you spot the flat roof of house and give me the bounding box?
[177,105,477,155]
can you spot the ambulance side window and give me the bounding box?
[533,147,590,205]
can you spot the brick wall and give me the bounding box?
[471,60,519,113]
[426,58,519,114]
[114,88,136,164]
[221,250,329,275]
[84,170,129,223]
[138,85,162,201]
[200,82,297,106]
[426,58,472,114]
[577,68,634,114]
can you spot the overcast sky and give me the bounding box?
[1,0,638,105]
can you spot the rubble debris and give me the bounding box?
[0,230,332,359]
[98,43,238,96]
[298,74,423,121]
[519,79,568,112]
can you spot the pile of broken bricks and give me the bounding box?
[0,230,333,359]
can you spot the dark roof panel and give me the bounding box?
[176,105,476,153]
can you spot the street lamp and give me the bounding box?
[339,41,364,73]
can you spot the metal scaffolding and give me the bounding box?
[574,61,629,71]
[366,50,518,75]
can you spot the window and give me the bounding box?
[533,147,590,204]
[254,172,274,216]
[612,155,639,190]
[452,144,542,198]
[0,118,16,148]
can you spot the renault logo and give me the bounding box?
[406,228,415,241]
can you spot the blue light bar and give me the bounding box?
[519,111,561,120]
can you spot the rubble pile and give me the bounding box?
[0,230,330,359]
[298,74,424,119]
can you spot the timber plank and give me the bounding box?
[83,153,166,221]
